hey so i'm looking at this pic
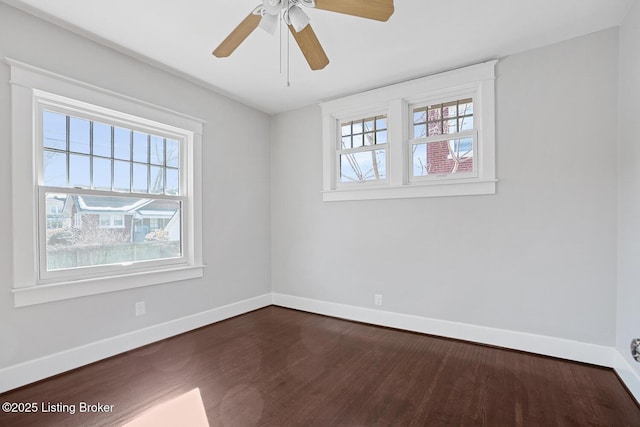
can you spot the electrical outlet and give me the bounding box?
[374,294,383,306]
[631,338,640,362]
[135,301,146,317]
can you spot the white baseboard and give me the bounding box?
[271,293,614,367]
[613,350,640,404]
[0,293,272,394]
[4,292,639,406]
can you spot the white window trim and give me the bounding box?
[6,57,205,307]
[321,60,497,201]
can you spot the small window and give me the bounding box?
[338,115,388,184]
[410,98,476,179]
[321,60,496,201]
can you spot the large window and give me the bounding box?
[8,59,204,307]
[321,61,496,201]
[40,107,184,279]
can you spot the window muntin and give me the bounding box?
[412,98,473,139]
[42,110,180,195]
[337,115,388,184]
[410,98,476,179]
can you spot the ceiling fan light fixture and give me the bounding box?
[262,0,283,15]
[259,13,279,35]
[288,5,310,32]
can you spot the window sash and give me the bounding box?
[37,102,185,196]
[409,130,478,182]
[37,186,188,283]
[336,146,389,186]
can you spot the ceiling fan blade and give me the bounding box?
[314,0,394,22]
[289,24,329,71]
[212,12,261,58]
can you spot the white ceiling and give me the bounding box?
[2,0,634,114]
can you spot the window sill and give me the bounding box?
[322,179,497,202]
[12,264,205,307]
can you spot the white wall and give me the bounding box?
[271,29,619,346]
[0,3,271,369]
[617,0,640,381]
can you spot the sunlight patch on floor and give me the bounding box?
[124,388,209,427]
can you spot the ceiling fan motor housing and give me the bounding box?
[262,0,283,15]
[261,0,316,16]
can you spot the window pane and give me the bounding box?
[413,109,426,124]
[166,139,179,168]
[428,106,441,121]
[93,122,112,157]
[113,215,124,227]
[93,157,112,191]
[150,165,164,194]
[133,132,149,163]
[442,102,457,118]
[459,99,473,116]
[45,193,182,271]
[341,136,351,149]
[364,119,374,132]
[341,124,351,137]
[69,154,90,188]
[364,132,375,146]
[113,160,131,192]
[43,111,67,150]
[132,163,149,193]
[376,117,386,130]
[414,124,426,139]
[459,116,473,131]
[376,130,387,144]
[412,139,474,177]
[166,168,179,195]
[69,117,90,154]
[44,150,67,186]
[428,121,442,136]
[150,136,164,166]
[444,119,457,134]
[352,121,363,134]
[114,127,131,160]
[352,133,364,147]
[339,149,386,183]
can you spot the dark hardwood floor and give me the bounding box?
[1,306,639,426]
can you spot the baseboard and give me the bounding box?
[0,293,272,394]
[613,350,640,404]
[4,292,637,404]
[272,293,614,367]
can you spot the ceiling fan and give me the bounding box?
[212,0,394,71]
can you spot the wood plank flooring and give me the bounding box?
[1,306,639,426]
